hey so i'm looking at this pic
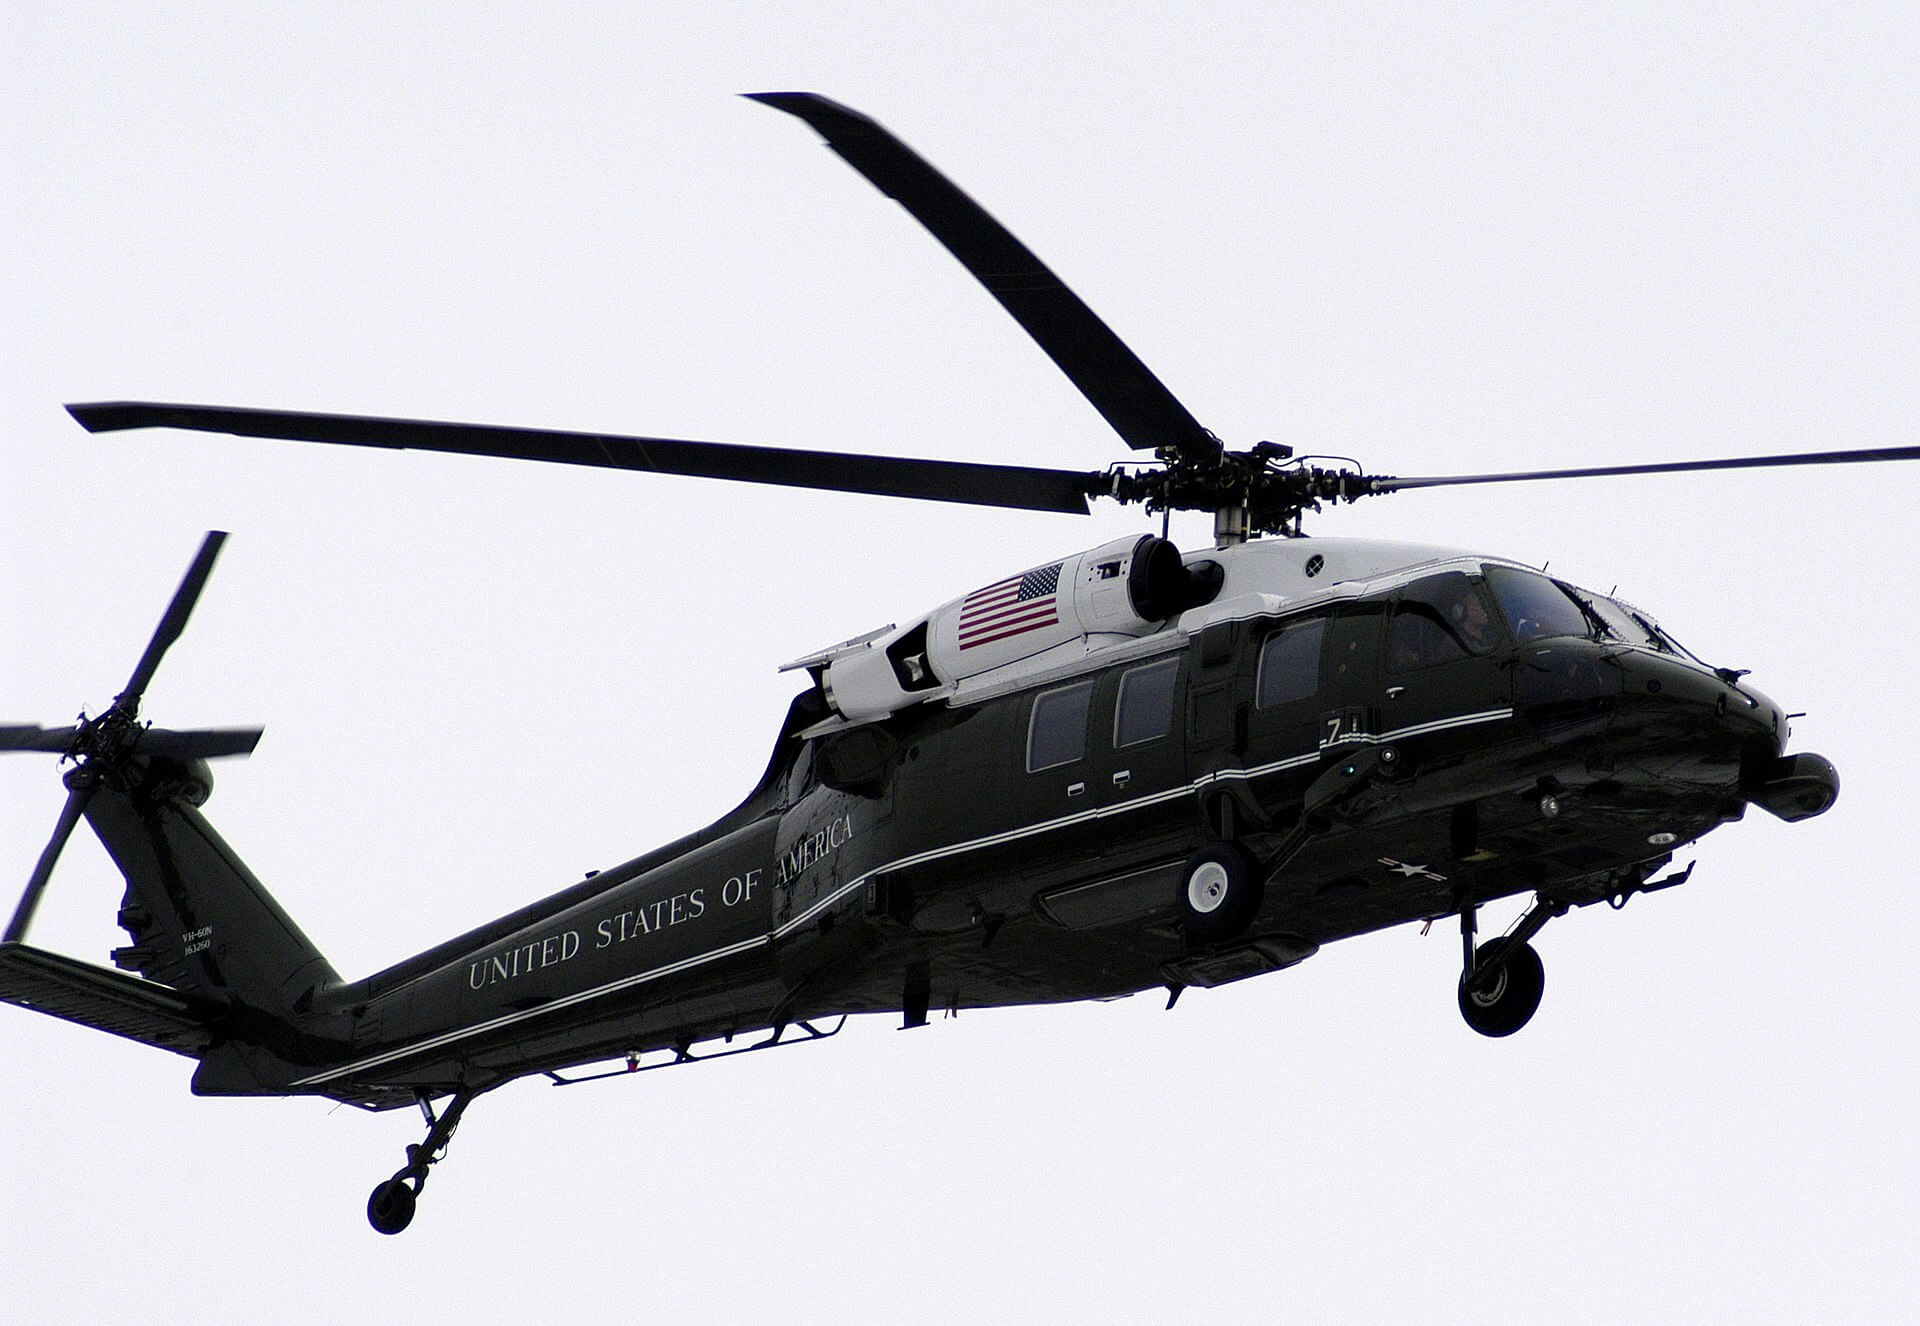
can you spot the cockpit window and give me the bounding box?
[1387,572,1502,672]
[1483,566,1591,644]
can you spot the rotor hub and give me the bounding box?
[1102,440,1385,539]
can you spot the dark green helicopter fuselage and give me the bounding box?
[103,539,1820,1111]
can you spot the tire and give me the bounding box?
[367,1178,417,1235]
[1457,940,1545,1038]
[1178,842,1262,943]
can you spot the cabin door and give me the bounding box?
[1375,571,1510,751]
[1317,600,1387,750]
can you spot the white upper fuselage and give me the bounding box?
[795,536,1519,735]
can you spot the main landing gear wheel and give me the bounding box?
[365,1090,474,1235]
[1457,940,1545,1038]
[367,1177,417,1235]
[1178,842,1262,943]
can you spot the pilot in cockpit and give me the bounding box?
[1450,588,1502,655]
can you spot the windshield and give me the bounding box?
[1482,565,1591,644]
[1585,596,1659,648]
[1479,563,1702,659]
[1626,604,1697,659]
[1583,592,1699,657]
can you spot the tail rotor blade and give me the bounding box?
[140,727,264,761]
[4,781,96,944]
[119,531,228,711]
[0,726,81,754]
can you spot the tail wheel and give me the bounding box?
[1457,940,1545,1037]
[1178,842,1262,943]
[367,1178,417,1236]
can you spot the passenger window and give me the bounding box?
[1388,572,1501,672]
[1115,659,1180,748]
[1027,682,1094,772]
[1484,566,1591,644]
[1256,617,1327,707]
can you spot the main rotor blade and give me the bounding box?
[4,781,95,944]
[67,402,1096,515]
[748,92,1217,460]
[138,726,264,761]
[1374,446,1920,494]
[0,726,80,754]
[121,530,228,711]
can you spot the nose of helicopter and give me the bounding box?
[1603,650,1838,823]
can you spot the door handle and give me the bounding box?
[1386,686,1405,699]
[1067,782,1086,797]
[1112,770,1131,787]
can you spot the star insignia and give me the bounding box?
[1379,858,1448,882]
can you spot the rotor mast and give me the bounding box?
[1213,503,1251,549]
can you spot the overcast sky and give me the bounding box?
[4,4,1917,1322]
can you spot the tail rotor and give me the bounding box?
[2,531,262,944]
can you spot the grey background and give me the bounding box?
[4,5,1915,1321]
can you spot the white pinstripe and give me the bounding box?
[294,706,1512,1086]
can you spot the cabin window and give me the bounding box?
[1387,572,1501,672]
[1483,566,1591,644]
[1256,616,1327,707]
[1027,681,1094,772]
[1114,658,1180,748]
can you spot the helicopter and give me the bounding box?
[1,92,1907,1237]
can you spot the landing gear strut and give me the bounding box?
[367,1091,474,1235]
[1455,894,1565,1038]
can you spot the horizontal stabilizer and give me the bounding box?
[0,941,218,1056]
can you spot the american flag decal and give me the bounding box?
[957,562,1064,650]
